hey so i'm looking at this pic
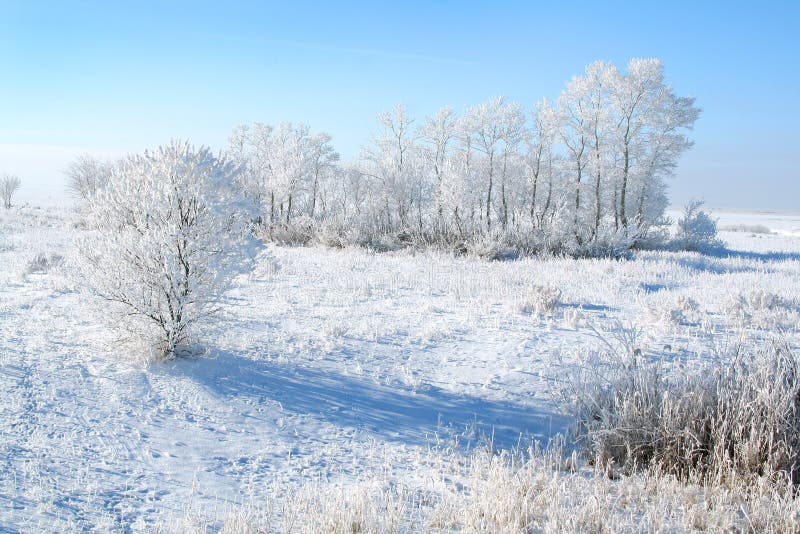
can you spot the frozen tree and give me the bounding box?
[555,59,699,247]
[64,155,114,201]
[78,141,257,359]
[228,122,275,222]
[1,174,21,209]
[418,106,458,225]
[524,100,560,228]
[361,104,420,231]
[308,132,340,219]
[229,122,338,226]
[631,93,700,232]
[557,77,591,242]
[270,122,310,224]
[608,59,699,232]
[463,96,525,231]
[582,62,616,239]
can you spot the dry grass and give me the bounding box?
[165,441,800,533]
[559,335,800,487]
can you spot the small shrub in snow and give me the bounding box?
[314,219,347,248]
[265,216,316,245]
[724,294,752,328]
[64,154,114,202]
[577,226,636,259]
[466,231,516,261]
[675,295,699,313]
[1,173,21,209]
[675,200,723,252]
[746,289,786,312]
[24,252,64,276]
[648,295,699,326]
[321,321,348,339]
[77,141,257,360]
[661,306,686,325]
[518,285,562,315]
[563,307,580,329]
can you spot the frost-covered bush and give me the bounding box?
[466,230,517,260]
[265,216,316,245]
[561,339,800,484]
[314,219,348,248]
[676,200,722,251]
[23,252,64,277]
[1,173,21,209]
[746,289,786,312]
[64,154,115,202]
[77,141,257,360]
[518,285,562,315]
[573,226,636,259]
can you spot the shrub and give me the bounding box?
[21,251,64,280]
[560,336,800,484]
[518,285,562,315]
[77,141,257,360]
[466,230,517,261]
[675,200,723,252]
[64,154,114,201]
[1,173,21,209]
[264,216,316,245]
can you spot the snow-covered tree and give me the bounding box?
[557,76,591,242]
[229,122,338,226]
[78,141,257,359]
[524,99,560,228]
[307,132,340,219]
[419,106,458,225]
[463,96,526,231]
[64,155,114,201]
[555,59,699,247]
[1,173,21,209]
[608,59,699,233]
[361,104,420,231]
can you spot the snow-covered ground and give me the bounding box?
[1,206,799,531]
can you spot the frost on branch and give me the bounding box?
[77,141,258,360]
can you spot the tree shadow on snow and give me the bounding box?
[167,350,572,451]
[639,249,795,275]
[708,247,800,263]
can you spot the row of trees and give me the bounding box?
[219,59,699,253]
[69,59,699,255]
[67,58,701,358]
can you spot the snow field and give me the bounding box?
[1,205,799,531]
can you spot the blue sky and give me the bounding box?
[1,1,797,209]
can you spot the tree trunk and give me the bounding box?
[486,152,494,231]
[310,169,319,218]
[620,118,632,229]
[574,157,583,243]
